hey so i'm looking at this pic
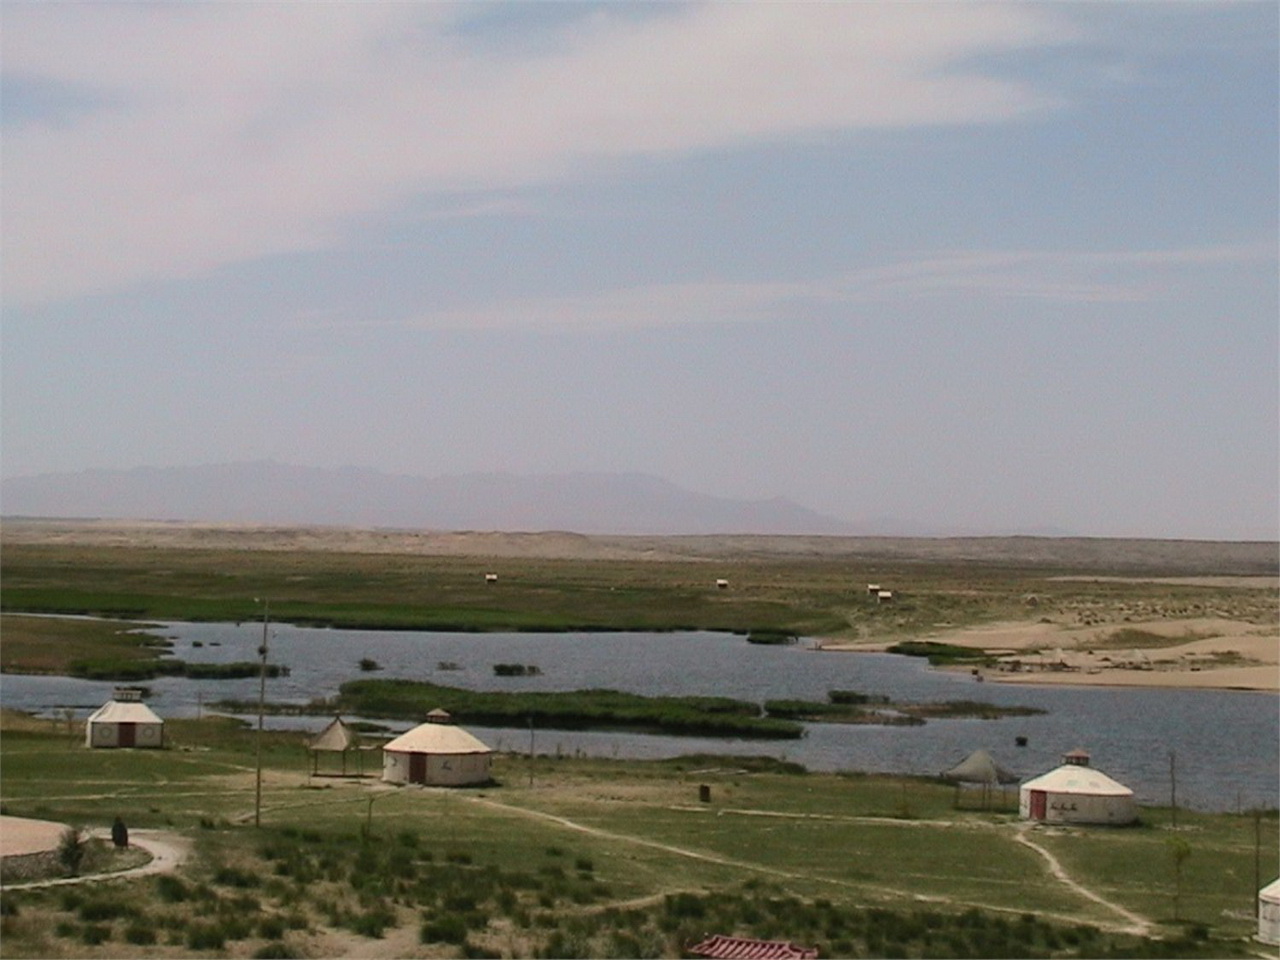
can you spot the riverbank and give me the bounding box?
[821,616,1279,692]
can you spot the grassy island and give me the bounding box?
[309,679,805,739]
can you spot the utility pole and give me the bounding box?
[254,599,269,828]
[1257,808,1263,918]
[528,716,535,788]
[1169,751,1178,830]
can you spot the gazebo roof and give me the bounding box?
[308,717,361,752]
[943,749,1019,785]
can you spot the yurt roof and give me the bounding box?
[1022,763,1132,797]
[87,700,163,725]
[1261,878,1280,904]
[384,722,491,755]
[943,749,1019,785]
[309,717,360,752]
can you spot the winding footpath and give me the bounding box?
[0,828,192,891]
[1012,822,1151,936]
[466,794,1155,936]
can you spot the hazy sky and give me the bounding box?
[2,2,1276,540]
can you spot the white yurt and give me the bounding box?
[381,710,492,786]
[1019,749,1136,825]
[85,688,164,749]
[1259,878,1280,946]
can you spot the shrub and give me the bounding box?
[78,897,136,921]
[125,923,157,945]
[350,908,393,938]
[258,916,286,939]
[253,942,300,959]
[79,923,111,945]
[155,874,188,902]
[214,865,260,888]
[57,828,84,876]
[186,923,226,950]
[421,914,469,944]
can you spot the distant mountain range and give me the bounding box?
[1,462,878,536]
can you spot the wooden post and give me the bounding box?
[254,600,269,828]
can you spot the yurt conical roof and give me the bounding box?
[1022,763,1132,797]
[943,749,1019,785]
[87,699,163,725]
[384,720,491,755]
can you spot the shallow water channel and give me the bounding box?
[2,621,1275,812]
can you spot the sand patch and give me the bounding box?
[821,617,1279,692]
[0,816,67,858]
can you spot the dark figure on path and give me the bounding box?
[111,816,128,849]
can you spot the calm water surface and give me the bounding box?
[2,621,1275,812]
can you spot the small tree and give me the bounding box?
[1167,834,1192,921]
[57,828,85,877]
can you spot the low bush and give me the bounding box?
[125,922,157,945]
[186,923,226,950]
[155,874,188,902]
[421,914,470,944]
[253,941,300,959]
[79,923,111,945]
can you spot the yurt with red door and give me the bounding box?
[381,710,492,786]
[1019,749,1135,825]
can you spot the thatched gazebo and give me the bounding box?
[307,717,365,777]
[942,749,1019,809]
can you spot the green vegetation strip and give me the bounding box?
[313,679,804,739]
[765,692,1044,725]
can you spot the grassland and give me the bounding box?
[1,526,1277,956]
[0,711,1274,959]
[3,535,1275,644]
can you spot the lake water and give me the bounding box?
[2,621,1275,813]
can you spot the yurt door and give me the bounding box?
[409,753,427,783]
[118,723,137,747]
[1029,789,1046,820]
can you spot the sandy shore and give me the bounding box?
[823,616,1279,692]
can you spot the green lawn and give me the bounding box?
[1,713,1273,958]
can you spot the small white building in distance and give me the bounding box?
[1259,878,1280,946]
[85,688,164,749]
[1019,749,1136,825]
[381,709,492,786]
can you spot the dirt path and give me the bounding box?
[1012,823,1150,936]
[466,795,1149,934]
[1,829,191,890]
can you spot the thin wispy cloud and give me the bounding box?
[369,240,1274,332]
[1,2,1274,540]
[2,3,1069,307]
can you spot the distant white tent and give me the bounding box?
[1019,750,1136,825]
[1259,878,1280,946]
[382,710,492,786]
[85,689,163,749]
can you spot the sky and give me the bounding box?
[2,2,1277,541]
